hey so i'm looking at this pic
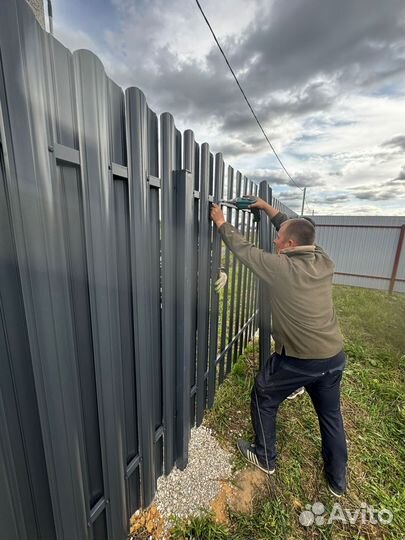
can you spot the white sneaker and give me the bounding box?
[237,439,275,475]
[286,387,305,400]
[328,483,344,497]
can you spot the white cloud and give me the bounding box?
[109,0,261,71]
[51,0,405,216]
[53,23,97,52]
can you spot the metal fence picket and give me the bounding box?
[160,112,178,475]
[207,153,224,408]
[218,166,234,383]
[147,108,164,480]
[183,130,198,429]
[232,171,243,366]
[126,87,156,507]
[195,143,211,425]
[258,181,273,368]
[175,169,195,469]
[238,176,249,356]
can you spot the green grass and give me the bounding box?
[170,513,229,540]
[171,286,405,539]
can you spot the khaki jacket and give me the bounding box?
[218,212,343,359]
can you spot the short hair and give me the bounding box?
[303,216,316,227]
[283,218,315,245]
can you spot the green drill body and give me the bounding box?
[220,196,260,222]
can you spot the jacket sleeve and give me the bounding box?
[271,211,289,231]
[218,222,285,286]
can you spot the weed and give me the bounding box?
[170,511,230,540]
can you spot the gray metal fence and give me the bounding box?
[313,216,405,294]
[0,2,294,540]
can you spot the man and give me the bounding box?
[210,197,347,497]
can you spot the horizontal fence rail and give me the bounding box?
[0,2,295,540]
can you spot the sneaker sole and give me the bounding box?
[286,388,305,400]
[328,484,343,498]
[237,444,275,475]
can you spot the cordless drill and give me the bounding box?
[219,195,260,222]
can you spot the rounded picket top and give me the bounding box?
[125,86,148,108]
[73,48,107,78]
[161,111,175,122]
[184,129,196,173]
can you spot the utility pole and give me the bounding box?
[300,187,306,216]
[48,0,53,34]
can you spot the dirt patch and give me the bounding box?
[129,504,167,539]
[210,467,267,522]
[210,480,235,523]
[230,468,267,513]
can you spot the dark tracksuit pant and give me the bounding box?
[251,349,347,492]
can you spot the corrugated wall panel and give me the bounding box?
[394,231,405,293]
[320,227,396,277]
[314,215,405,227]
[313,216,405,292]
[333,273,399,292]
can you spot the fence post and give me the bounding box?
[207,153,224,409]
[389,224,405,294]
[258,181,272,369]
[175,169,195,469]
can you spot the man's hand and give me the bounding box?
[210,203,226,228]
[248,196,279,219]
[248,196,269,211]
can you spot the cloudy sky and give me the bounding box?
[49,0,404,215]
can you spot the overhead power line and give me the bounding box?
[195,0,303,192]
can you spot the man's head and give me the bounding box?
[274,218,316,254]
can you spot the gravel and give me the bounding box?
[154,425,232,520]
